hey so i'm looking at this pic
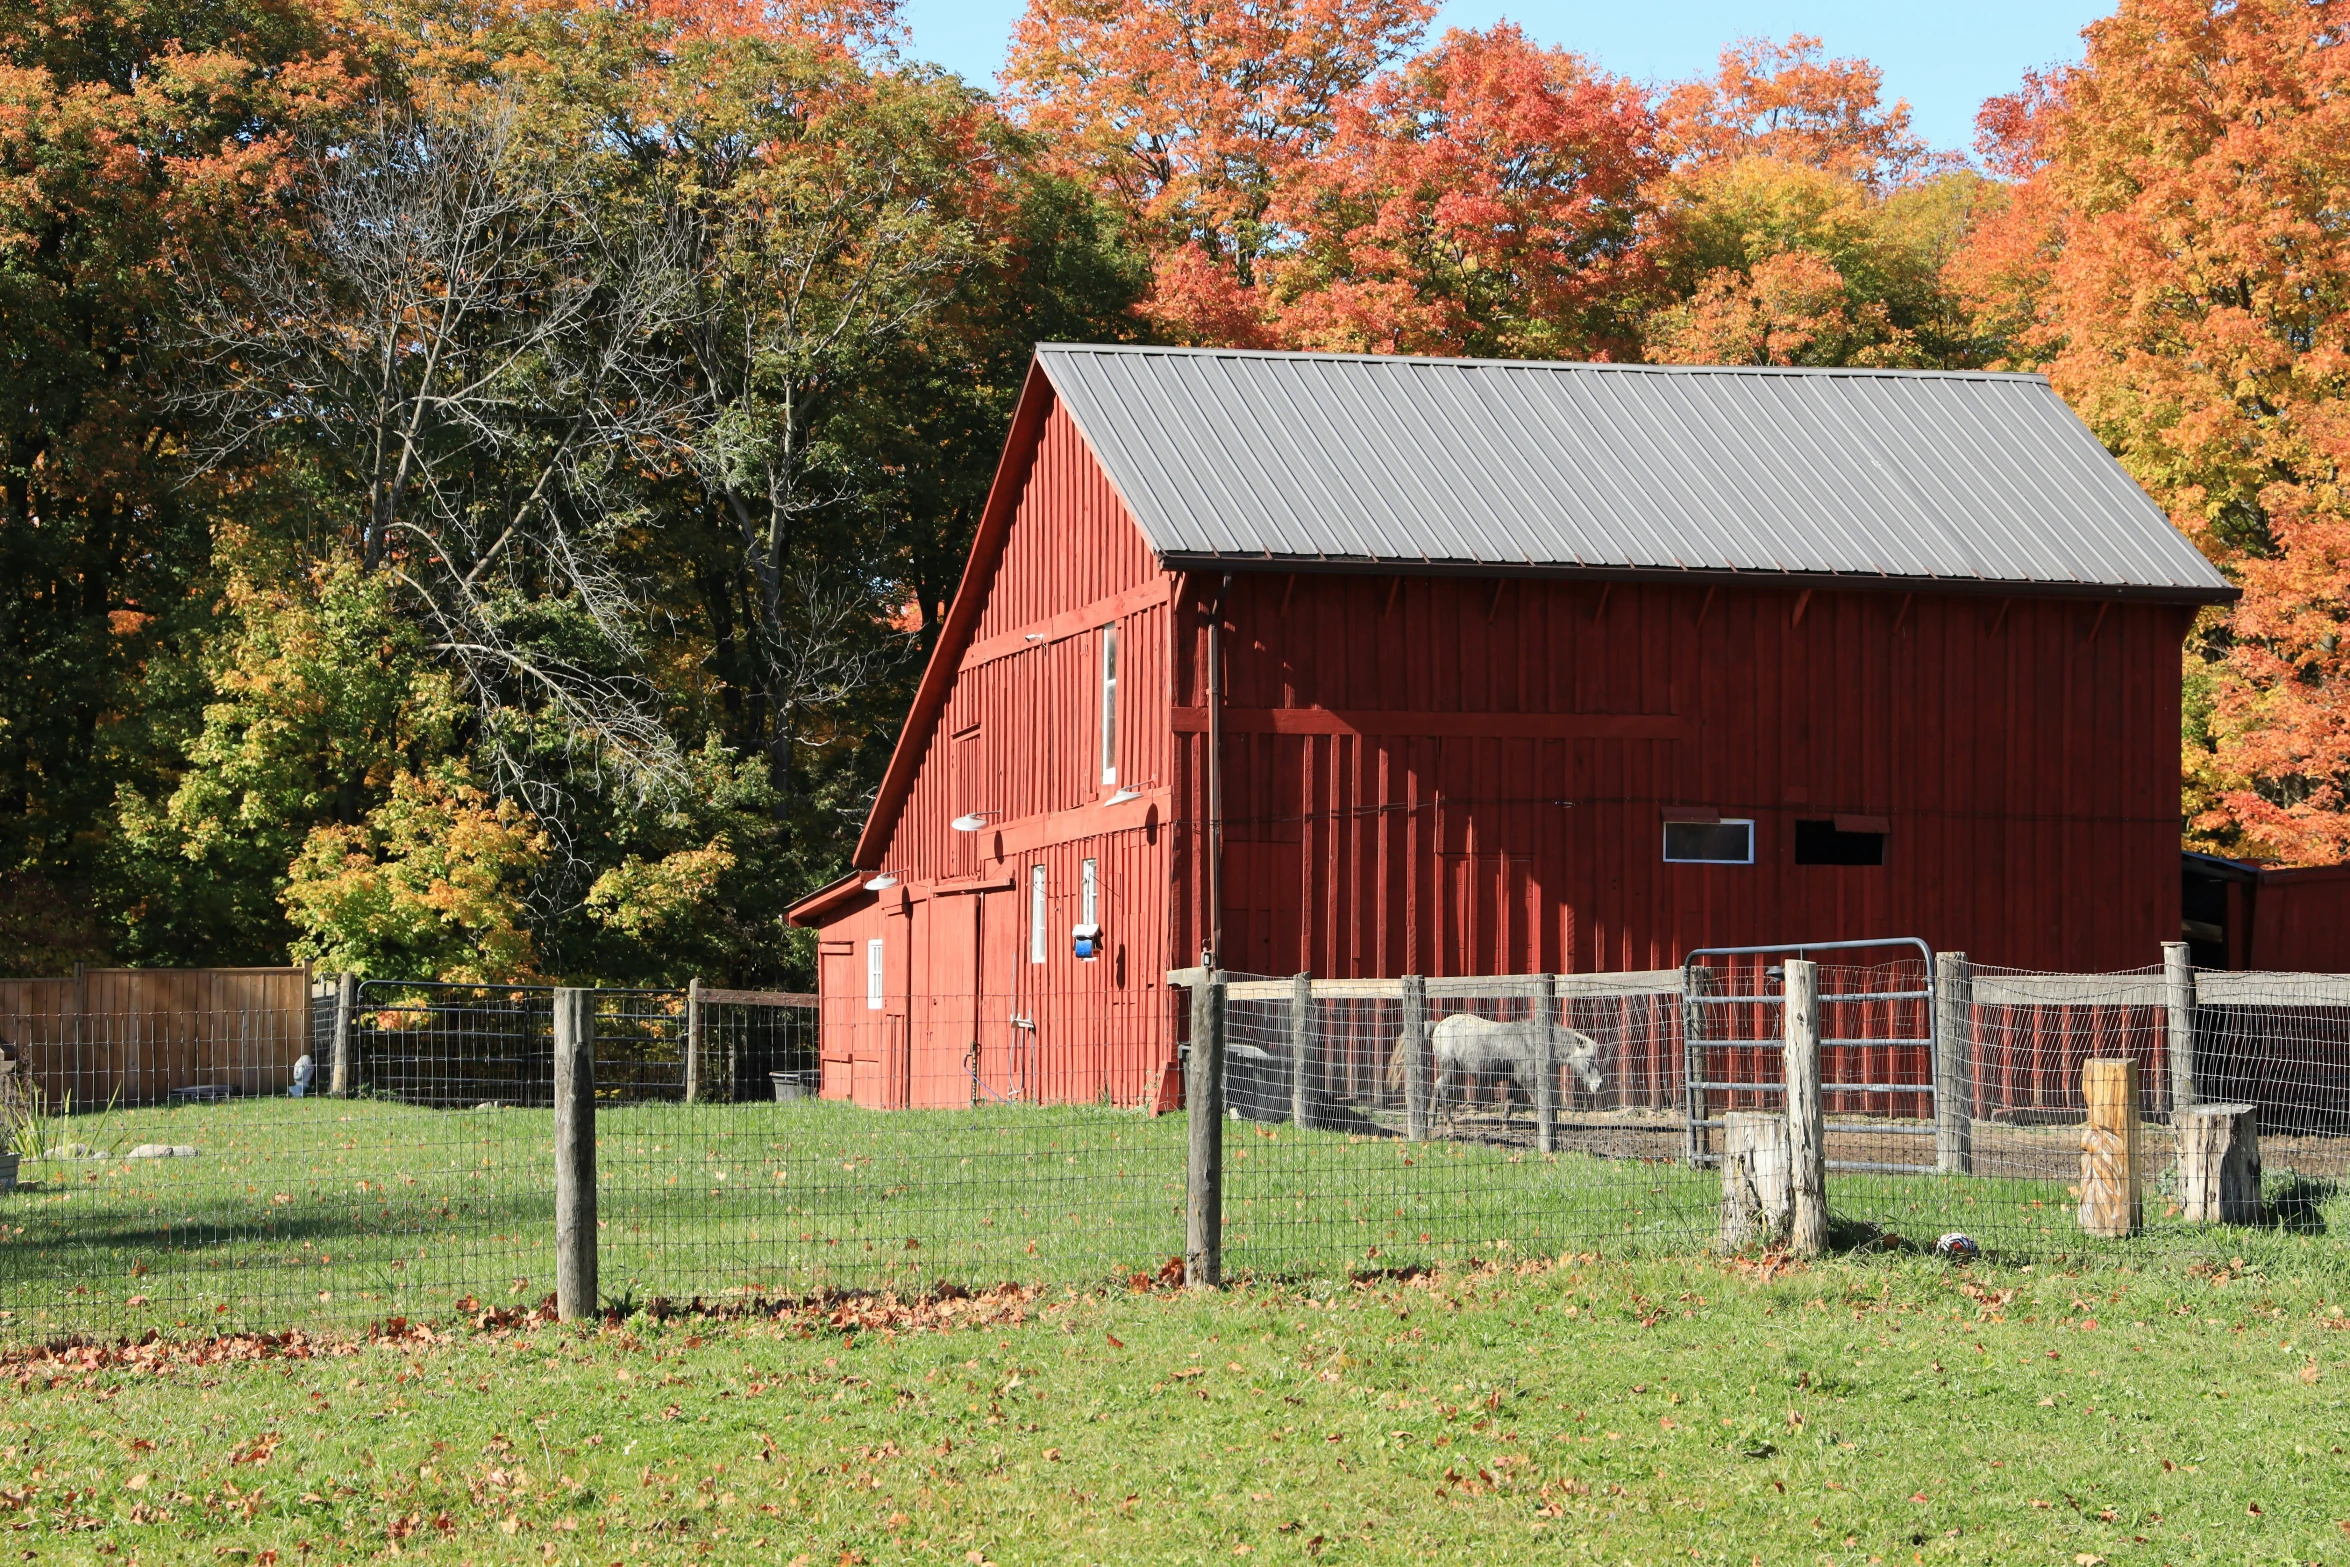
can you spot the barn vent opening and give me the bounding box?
[1795,817,1887,866]
[1663,819,1753,864]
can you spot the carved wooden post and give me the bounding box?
[1289,971,1314,1130]
[2079,1058,2143,1239]
[553,988,598,1319]
[1185,971,1226,1288]
[1784,959,1828,1259]
[1934,951,1973,1175]
[2163,942,2197,1115]
[1719,1111,1792,1251]
[684,977,704,1105]
[1533,972,1558,1155]
[2176,1102,2261,1223]
[1401,975,1429,1143]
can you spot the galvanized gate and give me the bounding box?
[1683,938,1941,1174]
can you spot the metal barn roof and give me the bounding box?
[1034,345,2234,602]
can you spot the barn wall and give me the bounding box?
[1175,573,2188,977]
[2249,867,2350,971]
[803,396,1179,1105]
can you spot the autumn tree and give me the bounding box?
[1006,0,1433,341]
[0,0,365,895]
[1265,24,1659,359]
[1952,0,2350,863]
[1643,37,1988,370]
[1657,33,1941,190]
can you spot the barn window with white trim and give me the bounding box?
[1662,818,1754,864]
[865,937,885,1009]
[1029,864,1047,963]
[1099,623,1119,786]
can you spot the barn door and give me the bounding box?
[817,941,856,1099]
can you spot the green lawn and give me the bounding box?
[5,1097,2346,1344]
[4,1249,2348,1565]
[2,1097,1723,1338]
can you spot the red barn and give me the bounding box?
[788,346,2235,1109]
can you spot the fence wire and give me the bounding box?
[4,954,2348,1340]
[1217,972,1714,1278]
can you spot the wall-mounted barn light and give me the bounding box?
[862,873,899,891]
[1105,787,1141,806]
[950,812,994,832]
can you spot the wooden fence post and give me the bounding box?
[1719,1110,1792,1251]
[1185,971,1226,1289]
[1682,963,1712,1167]
[554,987,599,1320]
[2079,1058,2143,1239]
[1784,959,1828,1258]
[1401,974,1429,1143]
[1288,971,1313,1130]
[684,977,703,1105]
[330,973,357,1099]
[1934,951,1974,1175]
[1533,973,1557,1155]
[2163,941,2197,1115]
[2175,1102,2261,1223]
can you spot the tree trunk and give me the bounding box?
[1719,1110,1792,1251]
[2175,1102,2261,1224]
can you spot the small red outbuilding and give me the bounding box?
[789,346,2236,1109]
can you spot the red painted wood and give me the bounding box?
[800,371,2210,1110]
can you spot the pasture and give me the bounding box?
[5,1247,2348,1565]
[6,1096,2348,1341]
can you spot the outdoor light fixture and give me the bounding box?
[1105,787,1142,806]
[863,872,899,891]
[951,812,993,832]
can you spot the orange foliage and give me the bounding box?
[1659,34,1944,189]
[1950,0,2350,863]
[632,0,900,51]
[1005,0,1433,341]
[1266,23,1658,359]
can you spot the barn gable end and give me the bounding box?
[789,367,1181,1110]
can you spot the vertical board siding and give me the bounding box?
[809,395,1179,1106]
[1177,573,2183,980]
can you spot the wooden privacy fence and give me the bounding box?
[0,967,314,1108]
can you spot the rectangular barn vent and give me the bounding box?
[1796,818,1887,866]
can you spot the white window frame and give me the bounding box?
[1662,819,1755,865]
[1029,864,1048,964]
[1081,857,1098,926]
[865,937,885,1009]
[1099,622,1119,787]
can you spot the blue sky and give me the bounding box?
[899,0,2113,157]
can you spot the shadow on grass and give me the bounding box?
[2265,1174,2335,1235]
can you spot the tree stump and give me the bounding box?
[2079,1058,2143,1239]
[1719,1111,1792,1251]
[2175,1102,2261,1224]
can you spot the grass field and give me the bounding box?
[6,1096,2347,1343]
[1,1097,1723,1338]
[4,1247,2348,1565]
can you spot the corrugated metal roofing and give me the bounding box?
[1034,345,2234,601]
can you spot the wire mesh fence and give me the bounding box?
[4,948,2348,1340]
[1216,971,1714,1278]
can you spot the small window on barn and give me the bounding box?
[1029,865,1047,964]
[865,938,885,1010]
[1795,817,1888,866]
[1081,857,1098,926]
[1099,623,1119,787]
[1663,819,1753,864]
